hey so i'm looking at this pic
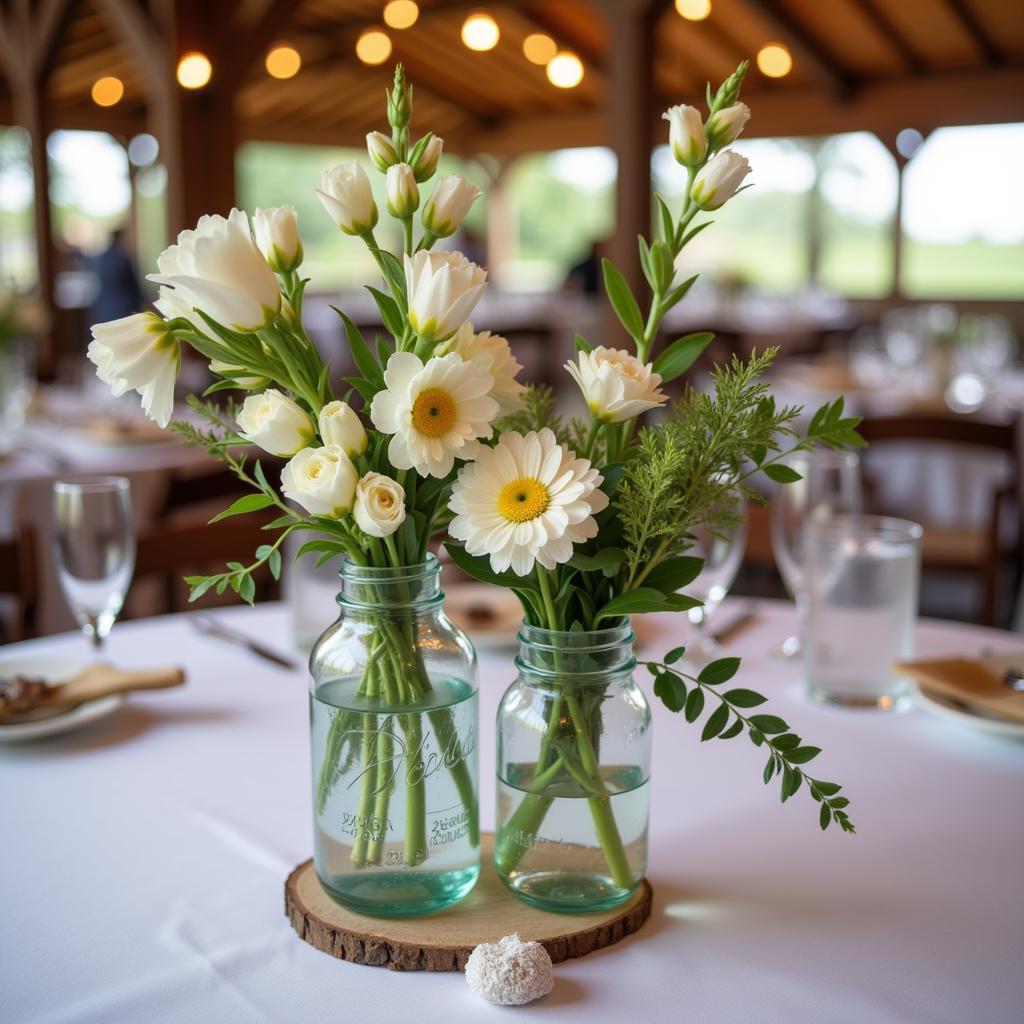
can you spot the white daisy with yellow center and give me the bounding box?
[370,351,499,478]
[449,428,609,577]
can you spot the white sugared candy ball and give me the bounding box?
[464,933,554,1005]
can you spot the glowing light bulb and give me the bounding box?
[675,0,711,20]
[546,51,583,89]
[383,0,419,29]
[757,43,792,78]
[356,29,393,65]
[91,76,124,107]
[177,51,212,89]
[523,33,557,65]
[265,44,301,80]
[462,12,500,51]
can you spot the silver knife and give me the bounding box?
[191,615,299,670]
[710,602,759,645]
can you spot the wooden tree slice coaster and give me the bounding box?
[285,833,653,972]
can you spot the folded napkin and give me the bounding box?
[895,651,1024,724]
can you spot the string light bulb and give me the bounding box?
[756,42,792,78]
[523,33,557,65]
[356,29,393,65]
[675,0,711,20]
[265,44,301,79]
[461,12,500,51]
[546,51,583,89]
[91,76,124,107]
[176,51,212,89]
[383,0,419,29]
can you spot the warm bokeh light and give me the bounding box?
[523,32,557,65]
[265,44,301,79]
[90,76,124,107]
[176,51,212,89]
[757,43,793,78]
[675,0,711,20]
[461,12,500,51]
[383,0,419,29]
[546,51,584,89]
[356,29,393,65]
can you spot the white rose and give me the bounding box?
[691,150,751,210]
[663,104,707,167]
[237,388,314,456]
[411,134,443,182]
[706,102,750,148]
[385,163,419,218]
[147,209,281,332]
[315,162,378,236]
[366,131,399,172]
[253,205,302,273]
[447,322,525,415]
[87,312,179,427]
[421,174,480,237]
[318,400,367,457]
[281,445,358,517]
[353,472,406,538]
[565,346,668,423]
[404,249,487,344]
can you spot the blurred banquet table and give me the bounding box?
[3,598,1023,1024]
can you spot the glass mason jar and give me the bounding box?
[495,623,652,913]
[309,555,479,917]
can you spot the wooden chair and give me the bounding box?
[857,414,1021,627]
[0,529,39,642]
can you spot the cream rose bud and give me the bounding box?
[281,445,358,517]
[237,388,315,456]
[421,175,480,237]
[404,250,487,344]
[385,163,419,218]
[411,135,443,182]
[315,162,378,236]
[691,150,752,210]
[565,347,669,423]
[353,472,406,538]
[253,205,302,273]
[706,102,750,148]
[663,104,707,167]
[318,400,367,457]
[366,131,399,172]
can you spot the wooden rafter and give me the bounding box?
[33,0,76,76]
[223,0,306,87]
[92,0,168,92]
[940,0,1002,67]
[519,3,605,71]
[854,0,925,74]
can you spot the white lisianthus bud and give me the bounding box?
[366,131,399,172]
[691,150,752,211]
[281,445,358,517]
[253,205,303,273]
[565,347,668,423]
[411,135,443,182]
[404,250,487,344]
[237,388,315,456]
[87,312,180,428]
[663,104,707,167]
[315,162,378,236]
[148,209,281,332]
[318,400,367,457]
[353,472,406,538]
[385,163,419,218]
[421,174,480,238]
[706,102,750,148]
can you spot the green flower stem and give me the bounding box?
[493,793,554,875]
[350,712,379,867]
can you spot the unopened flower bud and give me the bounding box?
[366,131,399,172]
[411,135,443,182]
[663,104,707,167]
[386,163,419,218]
[691,150,751,210]
[706,103,750,149]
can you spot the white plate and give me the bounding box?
[0,656,125,743]
[913,684,1024,740]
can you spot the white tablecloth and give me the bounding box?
[3,600,1023,1024]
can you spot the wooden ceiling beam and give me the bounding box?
[854,0,925,74]
[518,5,605,71]
[93,0,168,93]
[33,0,77,76]
[940,0,1002,67]
[224,0,306,87]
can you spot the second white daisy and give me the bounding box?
[370,351,498,478]
[449,428,609,577]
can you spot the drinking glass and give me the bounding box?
[804,515,921,710]
[53,477,135,650]
[770,451,861,658]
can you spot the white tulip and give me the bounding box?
[353,472,406,538]
[411,135,443,182]
[253,205,302,273]
[315,162,378,236]
[421,175,480,238]
[318,400,367,458]
[565,347,668,423]
[237,388,315,456]
[366,131,399,172]
[691,150,751,210]
[281,445,358,517]
[87,312,179,428]
[404,249,487,344]
[385,163,419,218]
[706,102,750,148]
[148,209,281,332]
[663,104,707,167]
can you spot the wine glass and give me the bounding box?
[769,451,861,658]
[53,477,135,650]
[683,497,747,665]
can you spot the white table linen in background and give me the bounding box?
[2,599,1022,1024]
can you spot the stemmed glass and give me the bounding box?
[53,477,135,651]
[769,451,861,658]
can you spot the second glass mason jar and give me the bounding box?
[495,623,652,913]
[309,555,479,917]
